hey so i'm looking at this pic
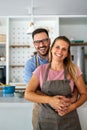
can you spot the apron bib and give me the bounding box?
[37,64,81,130]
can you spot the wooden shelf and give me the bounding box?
[0,42,6,45]
[71,42,87,46]
[10,44,30,48]
[10,65,24,68]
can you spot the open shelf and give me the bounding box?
[71,42,87,46]
[10,44,30,48]
[10,65,24,68]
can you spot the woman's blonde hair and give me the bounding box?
[49,36,77,81]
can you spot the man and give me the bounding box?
[24,28,77,130]
[24,28,50,84]
[24,28,50,130]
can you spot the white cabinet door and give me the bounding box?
[77,102,87,130]
[0,103,33,130]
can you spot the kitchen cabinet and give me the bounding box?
[0,15,87,86]
[0,96,33,130]
[77,102,87,130]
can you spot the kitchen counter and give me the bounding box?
[0,92,87,130]
[0,94,30,105]
[0,93,33,130]
[0,90,32,107]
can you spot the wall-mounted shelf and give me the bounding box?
[71,42,87,46]
[10,44,30,48]
[10,65,24,68]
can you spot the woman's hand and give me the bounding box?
[49,95,71,113]
[57,103,75,116]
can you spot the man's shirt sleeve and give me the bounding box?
[24,58,36,84]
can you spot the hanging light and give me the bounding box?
[26,21,34,34]
[26,0,34,34]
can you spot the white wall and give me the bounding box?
[0,0,87,16]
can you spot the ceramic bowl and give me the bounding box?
[3,86,15,94]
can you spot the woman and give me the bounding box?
[25,36,87,130]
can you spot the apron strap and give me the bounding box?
[43,63,67,82]
[43,63,50,82]
[35,54,40,67]
[64,68,67,81]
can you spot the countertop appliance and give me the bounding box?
[0,65,6,84]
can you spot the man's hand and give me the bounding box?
[70,88,78,103]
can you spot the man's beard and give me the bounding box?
[38,47,49,57]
